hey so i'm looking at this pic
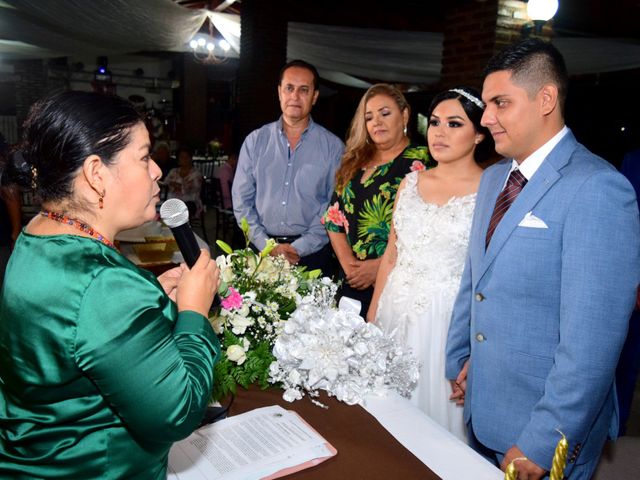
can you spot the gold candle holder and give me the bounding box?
[550,430,568,480]
[504,457,527,480]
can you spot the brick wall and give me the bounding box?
[14,60,47,133]
[14,59,70,137]
[441,0,551,90]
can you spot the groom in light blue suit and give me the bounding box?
[446,39,640,479]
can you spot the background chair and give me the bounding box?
[192,159,216,206]
[211,177,239,246]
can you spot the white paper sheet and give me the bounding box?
[168,405,335,480]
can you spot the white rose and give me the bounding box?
[210,317,225,334]
[221,267,234,283]
[229,314,253,335]
[226,344,247,365]
[215,255,228,269]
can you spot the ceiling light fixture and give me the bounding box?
[189,16,230,65]
[522,0,559,38]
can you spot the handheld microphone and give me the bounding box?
[159,198,201,268]
[160,199,227,305]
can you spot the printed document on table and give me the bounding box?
[167,405,337,480]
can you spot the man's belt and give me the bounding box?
[269,234,301,244]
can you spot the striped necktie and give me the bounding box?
[485,169,527,249]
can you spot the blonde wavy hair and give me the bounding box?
[335,84,410,193]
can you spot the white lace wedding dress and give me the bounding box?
[376,171,476,442]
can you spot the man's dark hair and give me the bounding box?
[484,38,569,113]
[279,59,320,90]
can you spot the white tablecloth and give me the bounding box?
[363,392,503,480]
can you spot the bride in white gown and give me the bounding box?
[367,87,492,441]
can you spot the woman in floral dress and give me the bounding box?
[322,84,434,317]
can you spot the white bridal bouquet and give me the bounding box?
[269,300,420,406]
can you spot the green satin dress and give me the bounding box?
[0,232,220,479]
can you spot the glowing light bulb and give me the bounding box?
[527,0,559,22]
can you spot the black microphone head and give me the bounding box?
[160,198,189,228]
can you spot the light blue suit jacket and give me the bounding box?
[446,130,640,474]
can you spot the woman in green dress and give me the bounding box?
[0,91,221,479]
[322,84,434,317]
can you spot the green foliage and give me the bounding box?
[212,334,276,401]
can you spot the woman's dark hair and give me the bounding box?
[9,90,143,202]
[427,86,494,163]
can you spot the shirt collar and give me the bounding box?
[278,115,315,137]
[511,125,569,180]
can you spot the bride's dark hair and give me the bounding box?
[427,86,494,163]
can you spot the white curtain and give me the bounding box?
[1,3,639,86]
[0,0,210,58]
[288,22,444,88]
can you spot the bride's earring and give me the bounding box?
[403,124,408,136]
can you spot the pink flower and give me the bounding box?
[323,202,349,233]
[410,160,426,172]
[221,287,243,310]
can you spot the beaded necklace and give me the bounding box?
[39,210,115,249]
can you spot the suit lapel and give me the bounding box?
[470,161,510,279]
[475,131,578,286]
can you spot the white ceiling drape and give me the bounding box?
[0,0,216,57]
[1,2,639,88]
[287,22,444,88]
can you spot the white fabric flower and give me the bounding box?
[269,303,419,405]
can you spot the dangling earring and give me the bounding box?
[403,125,408,136]
[365,136,371,144]
[98,190,105,209]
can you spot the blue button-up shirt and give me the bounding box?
[232,117,344,256]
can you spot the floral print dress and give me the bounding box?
[322,145,433,260]
[321,145,434,316]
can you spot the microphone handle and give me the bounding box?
[169,222,222,308]
[170,223,201,268]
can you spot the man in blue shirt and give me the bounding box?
[232,60,344,275]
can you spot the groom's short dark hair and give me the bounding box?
[484,38,569,114]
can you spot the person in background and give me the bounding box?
[151,140,176,178]
[321,83,433,317]
[165,145,204,217]
[0,91,221,479]
[445,39,639,479]
[232,59,344,275]
[369,87,490,440]
[213,152,238,210]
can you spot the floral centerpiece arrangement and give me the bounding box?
[209,220,331,401]
[211,219,419,405]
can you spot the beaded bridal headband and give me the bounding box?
[449,88,485,109]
